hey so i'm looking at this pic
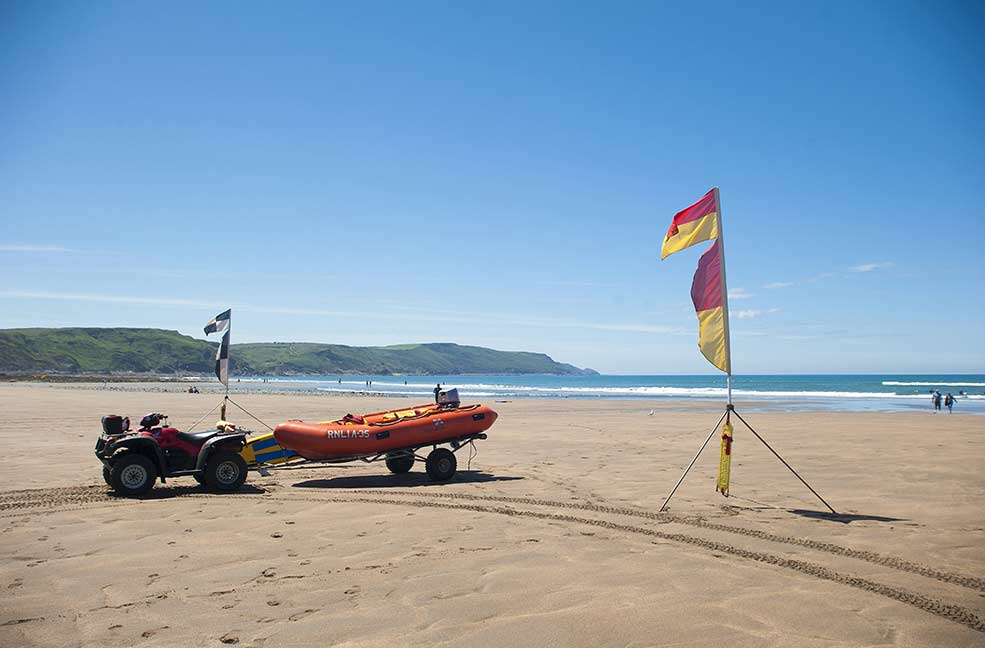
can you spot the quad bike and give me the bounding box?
[95,413,249,497]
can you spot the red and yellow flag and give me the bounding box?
[661,188,720,260]
[662,188,731,375]
[691,239,730,373]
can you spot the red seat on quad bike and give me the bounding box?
[176,429,226,445]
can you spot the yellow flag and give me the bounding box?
[717,420,733,496]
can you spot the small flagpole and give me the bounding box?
[204,308,232,426]
[221,315,230,421]
[713,187,733,407]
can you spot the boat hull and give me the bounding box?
[273,403,497,461]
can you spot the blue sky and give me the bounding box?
[1,1,983,374]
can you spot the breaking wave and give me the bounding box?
[882,381,985,387]
[313,383,985,400]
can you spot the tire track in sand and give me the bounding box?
[2,485,984,593]
[346,489,985,593]
[3,483,985,635]
[3,484,984,593]
[0,485,116,513]
[290,493,985,634]
[0,485,205,513]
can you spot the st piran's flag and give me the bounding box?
[204,309,231,335]
[204,309,231,386]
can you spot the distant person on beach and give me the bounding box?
[932,391,942,412]
[434,383,441,403]
[945,393,955,413]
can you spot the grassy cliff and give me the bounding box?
[0,328,214,374]
[0,328,596,376]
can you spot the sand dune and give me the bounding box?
[1,382,983,647]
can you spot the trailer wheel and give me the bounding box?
[425,448,457,482]
[385,453,415,474]
[110,453,157,497]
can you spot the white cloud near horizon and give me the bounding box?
[806,271,835,283]
[764,281,793,289]
[849,261,894,273]
[0,244,76,253]
[728,287,754,299]
[0,290,686,337]
[531,279,621,289]
[731,307,781,320]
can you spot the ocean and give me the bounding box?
[207,374,985,414]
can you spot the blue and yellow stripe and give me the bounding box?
[240,432,300,467]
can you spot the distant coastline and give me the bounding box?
[0,327,598,377]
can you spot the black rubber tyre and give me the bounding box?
[193,474,206,486]
[425,448,457,482]
[204,451,248,492]
[102,465,113,487]
[110,453,157,497]
[385,453,415,474]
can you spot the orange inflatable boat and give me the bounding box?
[273,392,497,481]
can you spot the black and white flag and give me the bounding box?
[204,309,231,335]
[204,309,231,387]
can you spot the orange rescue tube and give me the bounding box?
[273,403,497,461]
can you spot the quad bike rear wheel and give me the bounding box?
[102,465,113,487]
[204,451,247,492]
[110,453,157,497]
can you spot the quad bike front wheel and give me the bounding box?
[102,465,113,487]
[110,453,157,497]
[204,451,247,492]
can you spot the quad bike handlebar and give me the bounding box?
[139,413,168,430]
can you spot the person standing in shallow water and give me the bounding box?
[945,392,955,413]
[434,383,441,403]
[932,391,942,412]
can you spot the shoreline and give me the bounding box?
[11,381,982,415]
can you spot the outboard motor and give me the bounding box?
[436,388,461,408]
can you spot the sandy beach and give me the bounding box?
[1,382,983,647]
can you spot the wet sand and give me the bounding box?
[1,382,983,647]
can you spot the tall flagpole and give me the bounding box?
[713,187,733,406]
[659,188,835,514]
